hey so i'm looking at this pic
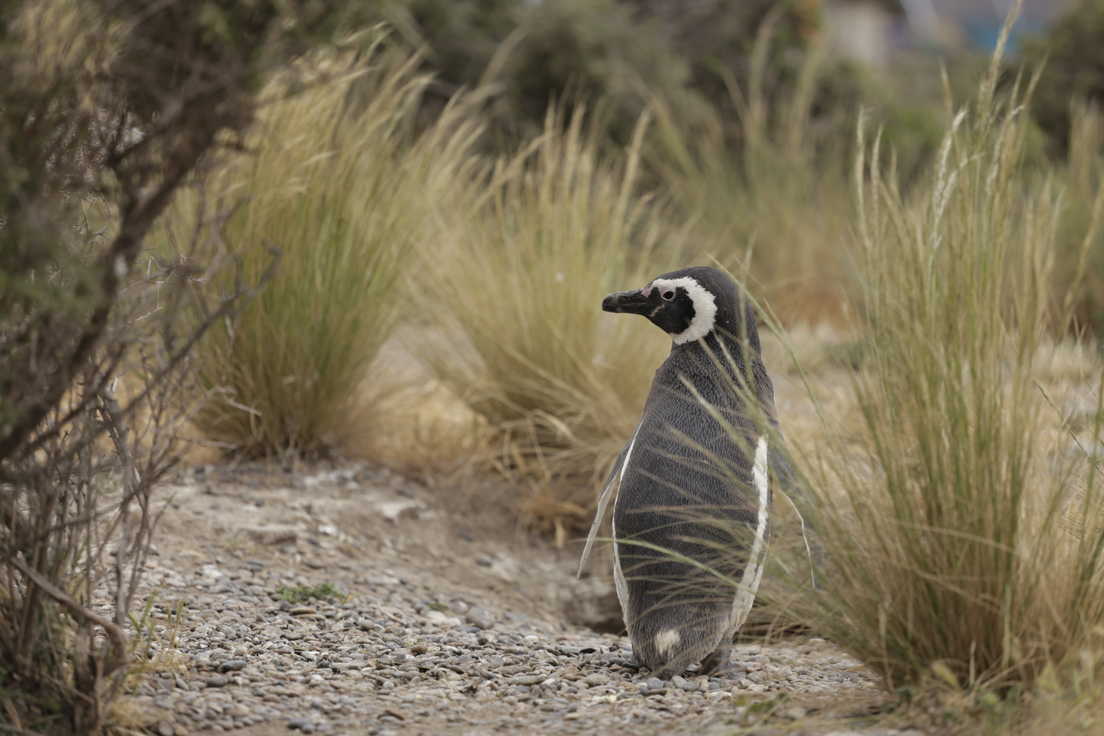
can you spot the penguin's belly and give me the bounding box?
[612,408,767,635]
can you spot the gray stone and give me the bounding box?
[465,607,495,630]
[287,718,316,732]
[123,462,888,736]
[670,675,697,691]
[782,705,808,720]
[244,525,299,545]
[509,673,547,686]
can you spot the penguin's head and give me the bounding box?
[602,266,759,349]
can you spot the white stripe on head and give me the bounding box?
[729,436,770,631]
[649,276,718,344]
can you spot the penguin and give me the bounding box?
[578,266,779,678]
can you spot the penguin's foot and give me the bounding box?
[699,645,734,677]
[617,654,643,671]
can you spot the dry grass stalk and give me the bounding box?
[178,40,484,458]
[778,20,1104,692]
[414,108,683,512]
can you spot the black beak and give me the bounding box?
[602,288,652,314]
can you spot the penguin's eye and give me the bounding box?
[661,290,675,302]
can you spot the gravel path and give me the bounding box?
[120,463,923,736]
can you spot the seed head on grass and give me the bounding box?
[776,15,1104,693]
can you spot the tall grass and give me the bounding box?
[784,36,1104,691]
[415,110,683,517]
[648,23,855,324]
[172,41,482,457]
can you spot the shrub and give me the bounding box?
[177,41,483,457]
[1054,103,1104,335]
[497,0,702,146]
[646,23,856,324]
[626,0,819,118]
[380,0,521,98]
[0,0,328,730]
[1021,0,1104,156]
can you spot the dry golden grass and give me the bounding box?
[137,16,1104,727]
[769,29,1104,693]
[411,109,685,513]
[162,39,484,458]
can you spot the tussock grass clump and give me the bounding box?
[416,111,682,515]
[788,36,1104,692]
[178,43,482,457]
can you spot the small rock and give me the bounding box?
[465,607,495,630]
[376,499,424,523]
[782,705,808,720]
[290,606,318,616]
[287,718,316,732]
[510,673,547,686]
[424,610,462,627]
[639,678,667,695]
[218,659,247,673]
[244,525,299,545]
[671,675,697,691]
[155,721,175,736]
[205,675,229,688]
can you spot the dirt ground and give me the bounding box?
[114,460,926,736]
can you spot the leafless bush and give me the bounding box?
[0,203,267,732]
[0,0,331,731]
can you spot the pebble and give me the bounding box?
[671,675,698,692]
[510,673,546,686]
[110,463,901,736]
[466,607,495,630]
[287,718,316,732]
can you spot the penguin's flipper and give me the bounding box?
[576,430,636,578]
[770,439,824,590]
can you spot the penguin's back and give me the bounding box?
[613,353,770,673]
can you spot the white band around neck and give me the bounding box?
[649,277,717,344]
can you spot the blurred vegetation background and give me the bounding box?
[5,0,1104,731]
